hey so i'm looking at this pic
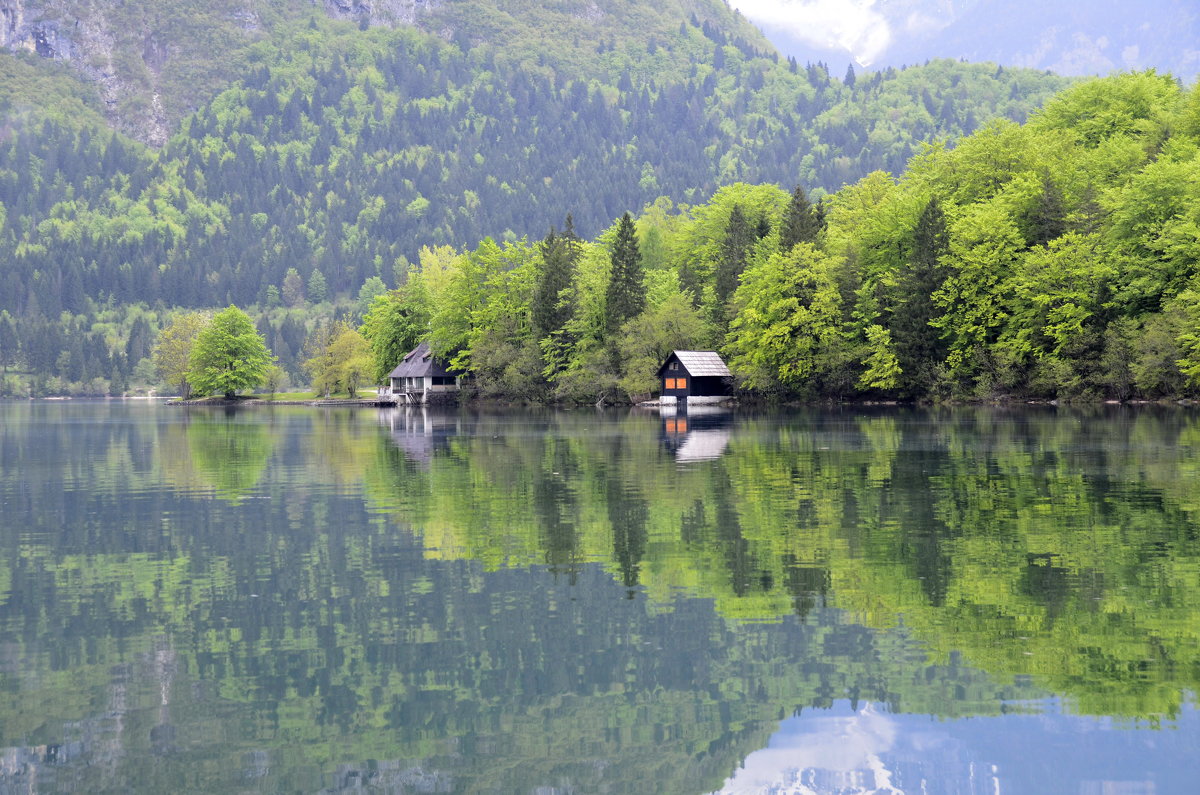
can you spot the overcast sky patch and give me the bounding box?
[733,0,893,65]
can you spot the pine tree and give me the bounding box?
[605,212,645,337]
[307,269,328,303]
[780,185,821,251]
[1026,174,1066,247]
[716,204,753,310]
[125,316,153,365]
[533,216,581,338]
[891,197,950,393]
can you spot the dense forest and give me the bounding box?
[344,70,1200,403]
[0,9,1073,396]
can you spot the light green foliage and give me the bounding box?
[1031,70,1179,148]
[187,306,275,399]
[461,242,543,399]
[361,282,430,384]
[1171,285,1200,386]
[302,320,338,398]
[616,291,715,398]
[932,200,1022,383]
[858,325,901,390]
[354,276,388,319]
[726,244,847,393]
[153,310,211,397]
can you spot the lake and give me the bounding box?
[0,402,1197,793]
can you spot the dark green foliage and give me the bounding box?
[0,312,15,374]
[1025,174,1067,247]
[307,270,329,304]
[891,198,950,394]
[779,185,821,251]
[533,219,582,338]
[716,205,754,310]
[605,213,645,337]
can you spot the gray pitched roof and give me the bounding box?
[657,350,731,378]
[389,342,458,379]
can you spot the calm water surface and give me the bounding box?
[0,402,1197,793]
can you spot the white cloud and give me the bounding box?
[733,0,893,65]
[714,703,902,794]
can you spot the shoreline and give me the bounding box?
[5,395,1200,409]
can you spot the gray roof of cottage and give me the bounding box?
[389,342,458,379]
[657,350,731,378]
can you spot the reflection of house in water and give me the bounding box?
[379,407,463,466]
[660,406,732,463]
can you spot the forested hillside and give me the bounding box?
[0,0,771,144]
[0,6,1071,395]
[341,71,1200,404]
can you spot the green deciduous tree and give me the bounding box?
[726,244,849,394]
[188,306,275,399]
[153,310,211,398]
[616,291,714,399]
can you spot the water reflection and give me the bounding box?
[660,405,733,463]
[1,403,1198,792]
[379,406,463,466]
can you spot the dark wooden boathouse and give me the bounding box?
[657,351,732,402]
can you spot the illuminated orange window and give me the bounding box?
[676,377,687,389]
[664,378,675,389]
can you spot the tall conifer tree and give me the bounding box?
[533,216,582,339]
[780,186,821,251]
[605,212,644,336]
[891,197,950,393]
[716,204,753,310]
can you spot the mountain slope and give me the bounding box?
[0,0,768,144]
[0,17,1069,315]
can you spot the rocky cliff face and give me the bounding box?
[0,0,448,144]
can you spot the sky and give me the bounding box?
[732,0,899,66]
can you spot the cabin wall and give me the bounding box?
[660,374,729,398]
